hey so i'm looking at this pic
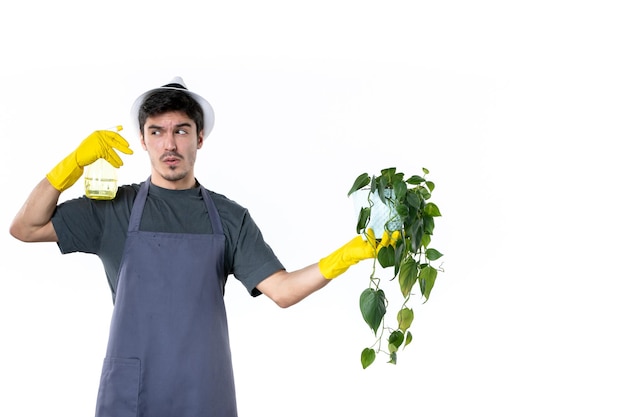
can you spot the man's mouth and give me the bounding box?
[161,153,183,166]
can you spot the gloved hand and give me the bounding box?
[319,229,401,279]
[46,130,133,192]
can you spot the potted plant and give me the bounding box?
[347,167,444,369]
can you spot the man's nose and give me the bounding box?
[163,132,177,150]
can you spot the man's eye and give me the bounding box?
[150,130,161,136]
[176,129,188,135]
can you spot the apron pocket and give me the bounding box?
[95,357,141,417]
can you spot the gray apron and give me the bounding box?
[94,179,237,417]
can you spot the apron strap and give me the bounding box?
[127,178,150,233]
[200,186,223,235]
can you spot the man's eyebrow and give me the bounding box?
[147,122,193,129]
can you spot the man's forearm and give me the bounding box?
[257,264,330,308]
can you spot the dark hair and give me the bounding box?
[137,89,204,134]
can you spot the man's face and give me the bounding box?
[140,111,204,189]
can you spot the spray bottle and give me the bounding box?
[84,125,123,200]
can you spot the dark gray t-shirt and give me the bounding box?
[51,180,284,302]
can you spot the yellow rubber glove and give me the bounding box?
[46,130,133,192]
[319,229,401,279]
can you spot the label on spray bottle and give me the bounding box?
[85,158,118,200]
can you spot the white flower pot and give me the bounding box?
[352,188,402,239]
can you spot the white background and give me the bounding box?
[1,1,625,416]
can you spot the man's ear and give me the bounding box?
[140,134,147,151]
[197,130,204,149]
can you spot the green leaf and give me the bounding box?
[393,180,407,201]
[388,330,404,353]
[423,215,435,235]
[399,258,418,298]
[376,178,388,204]
[388,351,397,364]
[361,348,376,369]
[356,207,371,234]
[418,186,432,201]
[406,191,421,209]
[348,173,371,196]
[419,265,438,302]
[421,233,431,248]
[422,233,430,248]
[405,331,413,348]
[425,180,435,192]
[392,171,405,184]
[380,167,397,181]
[377,245,395,268]
[360,288,387,334]
[425,248,444,261]
[408,219,424,254]
[406,175,425,185]
[397,307,414,332]
[424,202,442,217]
[395,203,409,219]
[393,241,405,276]
[422,167,430,175]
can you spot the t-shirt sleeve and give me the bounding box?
[51,196,104,255]
[231,210,284,296]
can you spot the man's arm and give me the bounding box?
[256,230,399,308]
[256,264,330,308]
[9,129,132,243]
[10,178,60,242]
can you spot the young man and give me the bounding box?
[10,77,387,417]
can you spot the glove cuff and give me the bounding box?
[319,259,347,280]
[319,234,378,279]
[319,250,352,279]
[46,152,84,192]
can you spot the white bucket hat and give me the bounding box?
[130,76,215,136]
